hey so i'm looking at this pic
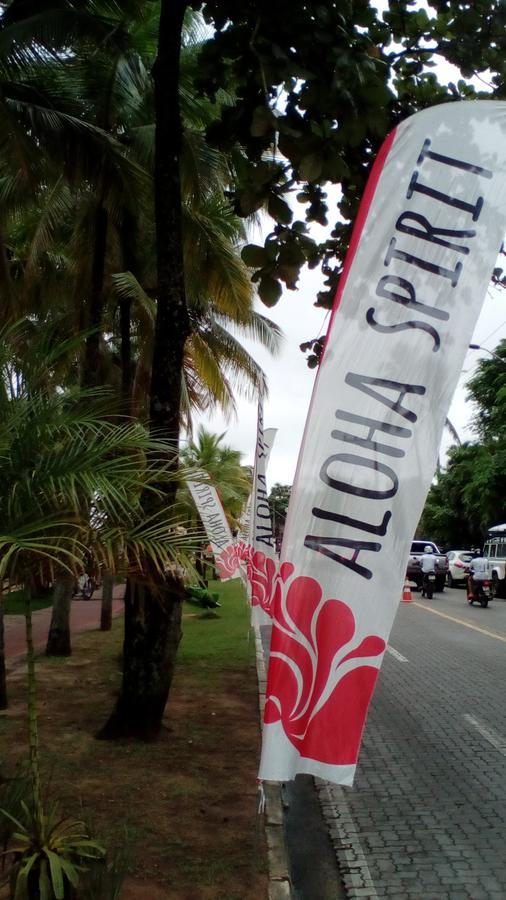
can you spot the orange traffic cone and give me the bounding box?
[402,580,413,603]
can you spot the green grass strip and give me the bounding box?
[4,589,52,615]
[179,577,254,670]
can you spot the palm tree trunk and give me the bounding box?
[97,574,185,739]
[119,211,139,406]
[149,0,190,441]
[100,574,114,632]
[98,0,189,741]
[84,197,108,386]
[46,575,74,657]
[0,230,14,325]
[25,594,43,833]
[0,588,7,710]
[119,297,132,403]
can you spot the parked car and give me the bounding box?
[445,550,474,587]
[406,540,448,592]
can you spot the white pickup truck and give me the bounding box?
[406,540,449,593]
[484,524,506,598]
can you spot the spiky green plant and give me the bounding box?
[2,801,104,900]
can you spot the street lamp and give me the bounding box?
[469,343,506,366]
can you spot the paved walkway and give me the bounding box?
[4,584,125,661]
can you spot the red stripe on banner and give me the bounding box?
[324,127,398,354]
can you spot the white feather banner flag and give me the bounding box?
[187,474,235,581]
[259,101,506,786]
[238,427,277,543]
[248,403,278,624]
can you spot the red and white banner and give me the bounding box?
[238,427,277,543]
[188,474,236,581]
[213,405,279,602]
[248,404,278,624]
[259,101,506,785]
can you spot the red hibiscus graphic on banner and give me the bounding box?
[249,550,277,617]
[264,569,385,765]
[235,541,253,564]
[215,541,253,580]
[215,541,277,619]
[215,544,240,580]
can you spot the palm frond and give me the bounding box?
[180,130,227,205]
[0,7,139,68]
[23,178,75,282]
[214,309,283,354]
[110,271,156,323]
[190,320,268,403]
[183,199,253,319]
[184,332,236,419]
[129,123,155,170]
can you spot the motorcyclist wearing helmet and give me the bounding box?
[420,545,436,597]
[467,553,491,602]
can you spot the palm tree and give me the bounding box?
[0,321,202,687]
[0,4,280,682]
[0,0,144,330]
[0,321,203,897]
[182,427,251,528]
[0,2,278,739]
[1,3,281,417]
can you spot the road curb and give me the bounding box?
[316,779,377,899]
[254,624,293,900]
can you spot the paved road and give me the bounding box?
[318,586,506,899]
[4,586,124,661]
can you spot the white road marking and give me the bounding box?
[386,645,408,663]
[463,714,506,756]
[413,601,506,644]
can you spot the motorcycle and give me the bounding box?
[74,574,95,600]
[421,572,436,599]
[467,577,493,608]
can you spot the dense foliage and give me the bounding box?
[198,0,506,310]
[268,482,291,541]
[418,341,506,548]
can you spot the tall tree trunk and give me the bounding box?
[100,573,115,632]
[119,297,132,403]
[25,594,44,834]
[0,588,7,710]
[0,230,14,326]
[148,0,190,444]
[119,211,139,407]
[46,575,74,657]
[97,0,190,741]
[83,197,108,386]
[98,575,185,739]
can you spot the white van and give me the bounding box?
[484,524,506,597]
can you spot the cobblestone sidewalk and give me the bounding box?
[318,599,506,899]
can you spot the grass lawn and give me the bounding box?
[0,578,268,900]
[3,588,52,615]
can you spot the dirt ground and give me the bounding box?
[0,617,268,899]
